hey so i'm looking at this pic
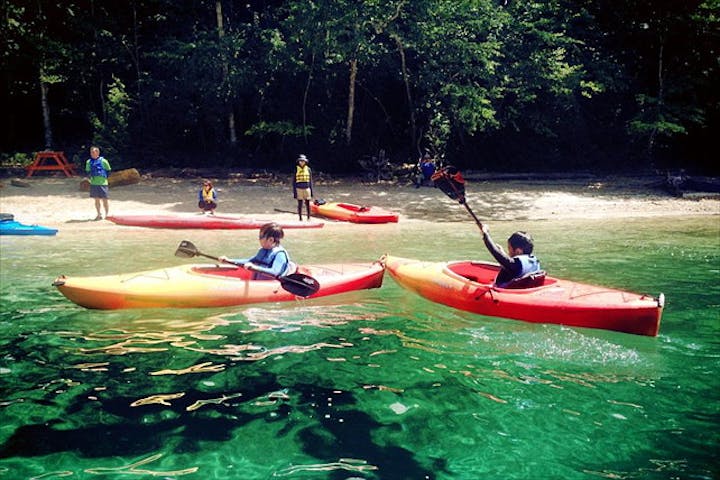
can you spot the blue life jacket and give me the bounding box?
[516,254,540,277]
[420,161,436,179]
[252,246,292,277]
[89,158,108,178]
[495,254,541,288]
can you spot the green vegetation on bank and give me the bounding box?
[1,0,717,174]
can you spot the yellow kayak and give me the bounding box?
[53,261,385,310]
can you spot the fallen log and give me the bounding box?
[11,179,32,188]
[79,168,141,191]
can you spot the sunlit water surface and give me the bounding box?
[1,193,718,479]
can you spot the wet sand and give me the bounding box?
[1,173,718,229]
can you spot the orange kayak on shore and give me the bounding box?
[383,255,663,336]
[310,202,399,223]
[54,261,385,309]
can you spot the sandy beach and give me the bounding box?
[1,172,718,229]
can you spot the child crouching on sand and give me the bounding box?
[198,180,217,214]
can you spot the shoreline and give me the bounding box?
[1,173,718,228]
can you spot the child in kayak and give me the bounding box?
[480,224,542,287]
[220,222,295,280]
[198,180,217,214]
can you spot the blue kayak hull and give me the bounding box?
[0,220,58,236]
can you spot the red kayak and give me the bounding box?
[383,256,664,336]
[107,214,324,229]
[310,202,399,224]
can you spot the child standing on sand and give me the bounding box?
[85,146,111,220]
[292,154,313,220]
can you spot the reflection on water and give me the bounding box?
[0,212,718,479]
[82,453,199,476]
[274,457,378,476]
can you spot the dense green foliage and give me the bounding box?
[1,0,717,173]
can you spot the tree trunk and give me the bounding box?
[646,39,664,159]
[216,0,237,145]
[131,1,144,124]
[36,1,53,149]
[302,52,315,143]
[346,58,357,145]
[393,35,416,153]
[88,0,106,126]
[39,66,53,149]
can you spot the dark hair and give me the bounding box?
[508,231,534,254]
[259,222,284,242]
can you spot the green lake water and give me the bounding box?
[1,194,719,479]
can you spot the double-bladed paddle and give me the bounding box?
[431,165,484,229]
[174,240,320,297]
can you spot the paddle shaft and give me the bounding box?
[193,250,242,267]
[273,208,297,215]
[461,201,483,230]
[192,250,283,280]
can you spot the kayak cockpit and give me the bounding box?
[191,265,253,280]
[447,261,499,284]
[336,203,370,212]
[447,261,557,290]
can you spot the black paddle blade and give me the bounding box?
[280,273,321,297]
[432,165,466,203]
[175,240,199,258]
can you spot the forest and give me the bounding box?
[1,0,718,175]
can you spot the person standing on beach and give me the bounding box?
[292,154,313,220]
[85,146,111,220]
[414,153,436,188]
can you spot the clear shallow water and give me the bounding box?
[0,212,718,479]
